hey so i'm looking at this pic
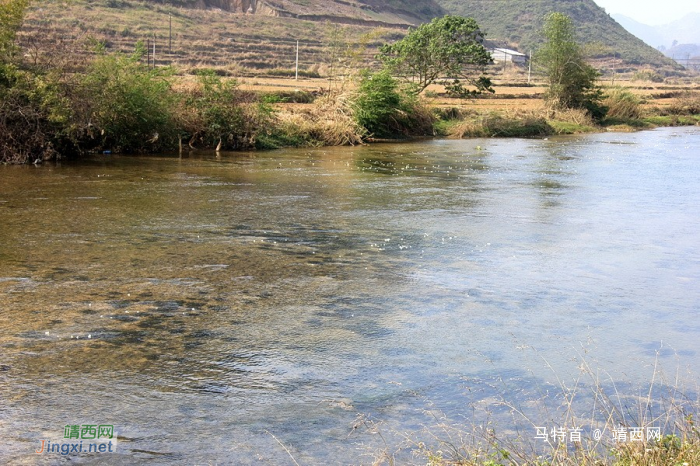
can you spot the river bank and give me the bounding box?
[3,71,700,166]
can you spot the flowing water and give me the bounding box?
[1,127,698,464]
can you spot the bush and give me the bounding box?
[352,69,402,137]
[0,64,74,163]
[352,69,434,138]
[74,44,178,153]
[603,87,642,119]
[0,0,29,61]
[179,70,276,150]
[634,69,665,83]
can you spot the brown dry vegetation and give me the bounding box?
[237,77,699,131]
[181,76,699,115]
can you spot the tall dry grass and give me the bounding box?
[443,106,601,139]
[603,87,643,120]
[667,91,700,116]
[275,93,365,147]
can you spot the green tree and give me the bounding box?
[536,12,605,118]
[0,0,28,61]
[378,15,493,96]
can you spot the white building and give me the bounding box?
[490,48,528,64]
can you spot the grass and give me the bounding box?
[428,84,699,141]
[642,115,700,127]
[361,349,700,466]
[435,107,602,138]
[603,88,643,120]
[447,113,554,138]
[271,93,365,148]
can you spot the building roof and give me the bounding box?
[491,48,527,57]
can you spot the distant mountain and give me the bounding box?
[612,12,700,49]
[612,14,665,48]
[658,13,700,47]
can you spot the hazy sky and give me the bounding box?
[593,0,700,25]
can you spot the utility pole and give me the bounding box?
[169,13,172,55]
[295,40,299,80]
[528,50,532,85]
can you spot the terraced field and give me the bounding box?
[20,0,404,75]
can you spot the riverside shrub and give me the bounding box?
[179,70,277,150]
[75,43,178,153]
[352,69,434,138]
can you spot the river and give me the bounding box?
[1,127,698,464]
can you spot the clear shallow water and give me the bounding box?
[0,127,698,464]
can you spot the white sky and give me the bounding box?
[593,0,700,25]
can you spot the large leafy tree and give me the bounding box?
[536,12,605,118]
[378,15,493,96]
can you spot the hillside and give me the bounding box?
[434,0,677,68]
[18,0,679,76]
[20,0,406,75]
[139,0,445,25]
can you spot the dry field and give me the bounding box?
[223,76,699,116]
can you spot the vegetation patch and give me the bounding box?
[603,87,642,120]
[352,69,434,139]
[74,43,179,153]
[446,112,553,138]
[261,68,321,79]
[667,91,700,116]
[260,90,316,104]
[643,115,700,127]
